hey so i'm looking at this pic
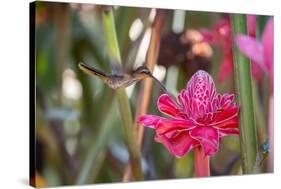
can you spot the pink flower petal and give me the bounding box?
[186,70,216,119]
[247,15,257,37]
[177,89,190,117]
[138,115,195,135]
[217,54,233,83]
[211,106,239,128]
[190,127,219,156]
[157,94,182,118]
[155,131,199,157]
[216,93,235,109]
[251,61,263,82]
[218,126,239,137]
[200,29,215,43]
[214,18,232,49]
[261,18,274,83]
[138,115,162,128]
[235,34,264,65]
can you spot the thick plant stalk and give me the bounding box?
[252,81,267,145]
[194,147,210,177]
[231,14,258,174]
[102,7,144,180]
[122,10,165,182]
[268,95,274,172]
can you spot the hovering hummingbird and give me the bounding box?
[78,62,167,92]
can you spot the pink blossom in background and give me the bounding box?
[200,16,263,83]
[246,15,263,82]
[235,18,274,91]
[247,15,257,37]
[138,70,239,157]
[200,18,233,83]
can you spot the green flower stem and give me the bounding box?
[231,14,258,174]
[75,89,115,184]
[252,81,267,144]
[76,107,116,185]
[268,95,274,172]
[102,7,144,181]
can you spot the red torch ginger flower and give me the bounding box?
[138,70,239,157]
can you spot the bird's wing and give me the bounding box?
[107,57,125,75]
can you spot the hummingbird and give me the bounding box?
[78,62,167,92]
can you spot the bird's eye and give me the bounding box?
[143,69,151,74]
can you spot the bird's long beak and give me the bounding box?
[149,74,168,93]
[78,62,108,80]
